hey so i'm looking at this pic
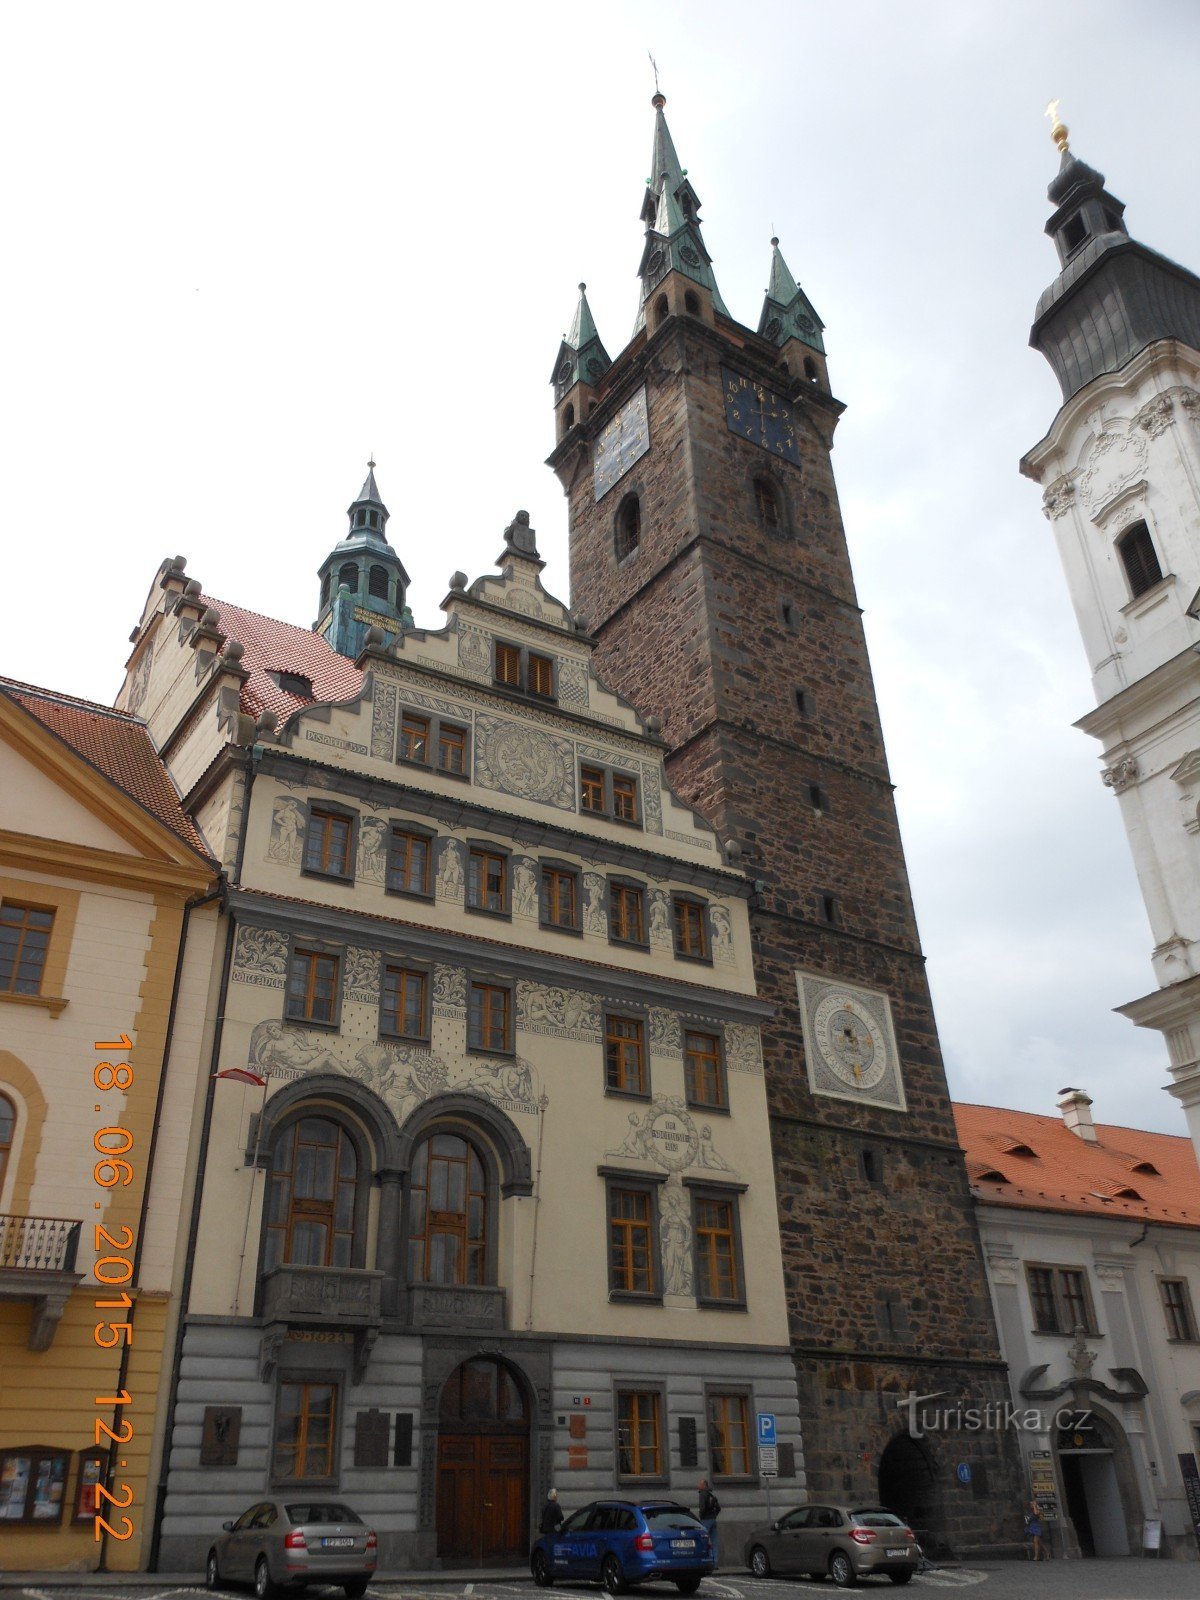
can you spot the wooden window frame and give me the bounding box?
[1159,1277,1198,1343]
[0,1444,70,1525]
[0,880,76,1017]
[467,979,514,1055]
[395,707,472,779]
[385,822,436,901]
[0,900,57,999]
[704,1386,754,1482]
[603,1173,664,1303]
[436,721,469,777]
[379,963,431,1043]
[263,1113,363,1273]
[1025,1262,1098,1335]
[608,877,648,948]
[539,859,582,935]
[614,1385,667,1483]
[467,842,512,920]
[604,1012,649,1098]
[398,710,432,767]
[579,762,642,827]
[302,802,358,883]
[684,1029,727,1112]
[493,639,558,703]
[685,1177,748,1310]
[406,1127,492,1287]
[672,894,712,964]
[284,942,343,1029]
[271,1375,341,1487]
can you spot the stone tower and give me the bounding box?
[1021,112,1200,1163]
[549,93,1021,1554]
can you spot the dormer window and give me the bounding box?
[1117,521,1163,599]
[272,671,314,698]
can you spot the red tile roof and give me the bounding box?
[202,596,364,729]
[953,1100,1200,1228]
[1,676,214,861]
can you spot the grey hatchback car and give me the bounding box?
[743,1504,917,1587]
[206,1499,377,1597]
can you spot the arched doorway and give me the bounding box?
[878,1433,948,1557]
[1055,1407,1139,1557]
[436,1357,530,1563]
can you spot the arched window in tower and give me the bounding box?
[0,1093,14,1198]
[354,508,367,529]
[264,1115,359,1271]
[754,477,781,532]
[408,1130,490,1285]
[563,403,575,434]
[804,357,819,383]
[320,572,330,608]
[369,564,390,600]
[615,494,641,561]
[1117,521,1163,599]
[338,562,358,593]
[654,294,669,328]
[684,289,700,317]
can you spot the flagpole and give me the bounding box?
[212,1068,270,1314]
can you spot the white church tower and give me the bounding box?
[1021,110,1200,1157]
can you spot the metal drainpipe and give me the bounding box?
[524,1095,548,1330]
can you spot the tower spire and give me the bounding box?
[316,461,410,659]
[550,283,612,435]
[758,236,826,372]
[634,92,729,334]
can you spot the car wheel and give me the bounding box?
[887,1574,913,1587]
[749,1546,771,1579]
[829,1550,857,1588]
[601,1554,626,1595]
[205,1551,221,1590]
[254,1557,275,1600]
[675,1579,701,1595]
[532,1551,554,1588]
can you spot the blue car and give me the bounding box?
[531,1499,713,1595]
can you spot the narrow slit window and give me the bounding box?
[616,495,641,560]
[754,478,780,531]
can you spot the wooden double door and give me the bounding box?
[436,1433,528,1562]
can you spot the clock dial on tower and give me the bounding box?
[796,972,907,1112]
[593,386,650,502]
[721,366,801,464]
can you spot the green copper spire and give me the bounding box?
[551,282,612,405]
[316,461,410,660]
[634,93,728,334]
[758,236,825,354]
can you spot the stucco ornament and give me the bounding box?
[474,716,575,809]
[1101,757,1139,793]
[1041,475,1076,521]
[1134,393,1174,439]
[709,904,735,961]
[370,681,398,760]
[267,796,306,863]
[606,1095,737,1175]
[232,926,289,984]
[659,1181,694,1296]
[1079,428,1148,516]
[1067,1328,1097,1378]
[247,1020,335,1080]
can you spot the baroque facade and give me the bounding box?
[0,680,218,1570]
[123,492,803,1570]
[1020,112,1200,1164]
[549,94,1023,1555]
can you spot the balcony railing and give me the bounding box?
[0,1214,81,1273]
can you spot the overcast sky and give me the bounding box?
[2,1,1196,1136]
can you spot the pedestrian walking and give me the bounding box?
[698,1478,721,1570]
[1024,1500,1047,1560]
[540,1487,565,1538]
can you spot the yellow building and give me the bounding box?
[0,679,218,1571]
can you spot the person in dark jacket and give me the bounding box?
[540,1488,565,1537]
[698,1479,720,1569]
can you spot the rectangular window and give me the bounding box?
[611,772,639,823]
[494,642,523,688]
[540,864,579,930]
[580,766,606,813]
[684,1031,725,1109]
[399,712,431,765]
[673,898,709,960]
[694,1193,741,1303]
[437,723,467,775]
[286,948,340,1025]
[468,981,511,1052]
[616,1390,662,1479]
[707,1392,751,1478]
[605,1015,647,1095]
[1026,1264,1096,1334]
[304,809,353,878]
[381,966,427,1040]
[609,1188,656,1295]
[1059,1269,1089,1332]
[610,882,646,945]
[468,848,508,915]
[0,902,54,996]
[387,827,432,897]
[1161,1278,1198,1342]
[273,1381,338,1481]
[527,652,555,698]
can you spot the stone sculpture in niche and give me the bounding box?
[583,873,607,935]
[357,817,388,884]
[512,856,538,918]
[659,1180,694,1296]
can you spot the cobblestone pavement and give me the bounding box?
[10,1564,1200,1600]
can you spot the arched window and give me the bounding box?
[1117,521,1163,599]
[320,572,330,608]
[439,1357,527,1426]
[654,294,669,328]
[0,1093,14,1197]
[369,564,390,600]
[615,494,641,561]
[684,289,700,316]
[338,562,358,593]
[408,1130,488,1285]
[563,403,575,433]
[368,509,380,529]
[804,357,818,382]
[354,508,367,528]
[264,1116,358,1270]
[754,477,781,531]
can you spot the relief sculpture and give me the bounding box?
[458,628,492,677]
[247,1020,336,1080]
[583,873,607,936]
[436,839,465,902]
[557,658,589,708]
[517,982,600,1039]
[606,1095,738,1177]
[648,889,671,946]
[370,682,398,761]
[724,1022,764,1074]
[357,816,388,884]
[433,964,466,1013]
[353,1042,450,1122]
[268,796,306,864]
[512,855,538,919]
[709,905,734,962]
[649,1007,682,1056]
[345,946,381,1003]
[231,927,289,987]
[458,1056,539,1116]
[659,1180,694,1297]
[474,715,575,810]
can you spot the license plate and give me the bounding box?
[885,1548,907,1558]
[322,1537,355,1549]
[671,1540,696,1550]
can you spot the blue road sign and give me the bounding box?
[956,1462,972,1485]
[757,1413,777,1447]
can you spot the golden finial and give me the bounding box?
[1045,98,1069,155]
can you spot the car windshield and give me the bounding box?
[644,1508,704,1531]
[850,1510,906,1528]
[285,1504,361,1524]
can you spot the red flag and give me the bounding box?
[213,1067,268,1087]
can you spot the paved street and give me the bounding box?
[8,1565,1200,1600]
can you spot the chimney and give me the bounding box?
[1057,1086,1097,1142]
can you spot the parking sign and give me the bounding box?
[757,1412,777,1447]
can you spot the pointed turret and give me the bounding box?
[758,236,829,387]
[316,461,410,659]
[551,283,612,438]
[633,92,729,335]
[1031,110,1200,401]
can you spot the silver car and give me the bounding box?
[206,1498,377,1598]
[743,1503,918,1587]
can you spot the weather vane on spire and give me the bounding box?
[1045,99,1070,155]
[649,50,664,108]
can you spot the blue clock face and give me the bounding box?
[721,367,800,464]
[593,386,650,502]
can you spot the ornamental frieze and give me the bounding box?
[1079,429,1148,516]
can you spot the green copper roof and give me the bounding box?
[349,460,388,516]
[551,283,611,399]
[633,94,729,334]
[757,237,825,354]
[568,283,601,349]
